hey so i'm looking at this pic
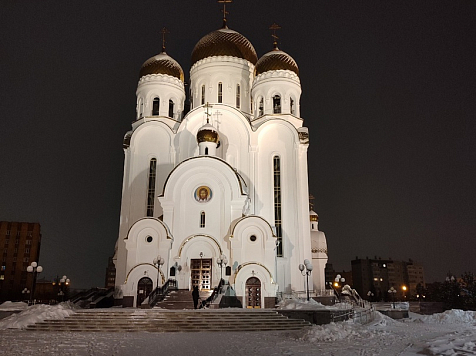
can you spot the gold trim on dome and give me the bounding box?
[191,28,258,66]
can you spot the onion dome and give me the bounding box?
[196,122,219,144]
[139,51,184,82]
[191,27,258,66]
[310,210,319,222]
[254,48,299,77]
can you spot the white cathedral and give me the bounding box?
[113,17,328,308]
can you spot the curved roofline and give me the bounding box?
[125,217,172,240]
[160,155,247,197]
[230,215,276,238]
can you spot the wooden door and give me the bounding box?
[136,277,153,307]
[191,258,212,290]
[246,277,261,308]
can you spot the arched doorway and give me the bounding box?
[246,277,261,308]
[136,277,153,307]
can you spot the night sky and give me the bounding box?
[1,1,475,289]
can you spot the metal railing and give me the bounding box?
[142,279,177,308]
[200,278,225,309]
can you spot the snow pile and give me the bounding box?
[369,311,399,327]
[0,301,28,311]
[427,338,476,355]
[420,309,476,325]
[301,321,376,342]
[0,302,75,330]
[277,297,326,310]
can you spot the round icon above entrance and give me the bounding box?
[195,186,212,203]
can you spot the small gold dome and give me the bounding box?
[310,210,319,222]
[192,27,258,66]
[197,123,219,144]
[254,48,299,77]
[139,52,184,81]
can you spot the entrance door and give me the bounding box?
[191,258,212,290]
[246,277,261,308]
[136,277,153,307]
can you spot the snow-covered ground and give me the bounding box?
[0,302,475,355]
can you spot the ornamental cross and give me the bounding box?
[204,102,213,123]
[269,23,281,48]
[218,0,232,26]
[160,27,169,52]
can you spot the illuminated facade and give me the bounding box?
[113,19,328,308]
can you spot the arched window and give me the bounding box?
[146,158,157,217]
[236,84,240,108]
[201,85,205,105]
[273,95,281,114]
[152,97,160,115]
[258,98,264,116]
[273,156,282,256]
[250,96,254,114]
[290,98,295,115]
[200,211,205,228]
[138,99,144,119]
[168,100,174,118]
[218,82,223,103]
[205,147,209,155]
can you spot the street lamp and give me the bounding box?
[367,291,374,301]
[58,275,70,302]
[22,287,30,302]
[26,262,43,305]
[388,286,397,309]
[217,254,228,282]
[298,259,313,301]
[402,285,407,300]
[153,255,164,289]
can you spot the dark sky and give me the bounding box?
[1,1,475,289]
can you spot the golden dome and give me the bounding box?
[254,48,299,77]
[310,210,319,222]
[197,123,219,144]
[191,27,258,66]
[139,51,184,82]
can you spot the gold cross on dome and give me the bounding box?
[218,0,232,27]
[269,23,281,49]
[204,102,213,123]
[160,27,169,52]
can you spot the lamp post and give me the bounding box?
[367,291,374,302]
[402,285,407,300]
[153,255,164,289]
[217,254,228,282]
[22,287,30,302]
[26,262,43,305]
[298,259,313,301]
[59,275,70,302]
[388,286,397,309]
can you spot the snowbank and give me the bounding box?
[0,302,76,330]
[277,297,326,310]
[0,301,28,311]
[419,309,476,325]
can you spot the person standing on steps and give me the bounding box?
[192,286,200,309]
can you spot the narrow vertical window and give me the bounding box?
[236,84,240,108]
[201,85,205,105]
[273,95,281,114]
[152,97,160,115]
[138,99,144,119]
[250,96,254,114]
[218,82,223,103]
[205,147,209,155]
[200,212,206,228]
[146,158,157,217]
[168,100,174,118]
[273,156,282,256]
[259,98,264,116]
[290,98,295,115]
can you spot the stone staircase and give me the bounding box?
[25,309,311,332]
[154,289,212,309]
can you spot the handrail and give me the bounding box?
[200,278,225,309]
[142,279,177,308]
